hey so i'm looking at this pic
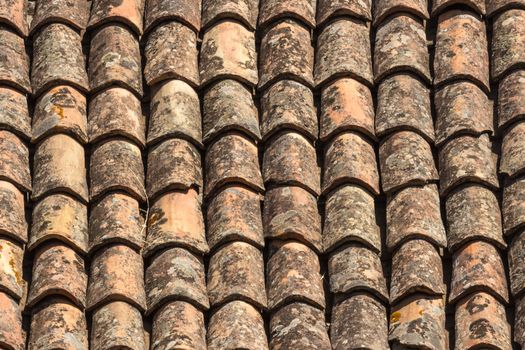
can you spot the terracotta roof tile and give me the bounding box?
[501,121,525,178]
[317,0,371,24]
[259,0,316,29]
[488,0,525,17]
[30,0,89,34]
[88,0,144,35]
[503,176,525,235]
[206,185,264,250]
[0,292,24,350]
[0,0,27,37]
[509,230,525,297]
[515,294,525,347]
[207,241,266,308]
[498,69,525,131]
[374,14,430,84]
[260,79,317,142]
[0,27,29,94]
[374,0,429,26]
[432,0,486,16]
[32,86,88,145]
[203,79,260,143]
[0,86,31,140]
[269,302,330,349]
[31,23,88,96]
[201,0,258,31]
[199,21,258,87]
[492,9,525,82]
[144,0,201,34]
[328,243,388,301]
[32,133,87,202]
[0,237,23,300]
[331,293,388,350]
[315,18,373,87]
[145,247,208,314]
[0,181,26,244]
[0,130,30,193]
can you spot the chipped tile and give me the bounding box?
[0,26,30,94]
[88,0,144,35]
[503,176,525,235]
[0,130,30,193]
[0,291,24,350]
[201,0,258,31]
[317,0,371,25]
[0,238,23,300]
[374,0,429,26]
[498,69,525,131]
[492,9,525,82]
[0,181,26,244]
[0,0,28,37]
[145,0,201,34]
[259,0,316,29]
[432,0,485,15]
[30,0,89,33]
[0,86,30,140]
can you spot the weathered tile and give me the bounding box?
[450,241,509,304]
[91,301,146,350]
[317,0,371,24]
[503,176,525,235]
[432,0,485,15]
[199,21,258,87]
[263,186,321,252]
[87,244,147,312]
[33,134,87,202]
[201,0,258,30]
[331,293,389,350]
[376,73,434,142]
[145,247,208,314]
[89,193,144,253]
[270,302,330,350]
[389,295,447,350]
[455,292,511,350]
[315,18,373,87]
[263,131,320,195]
[89,24,142,97]
[492,9,525,82]
[206,185,264,250]
[0,26,30,94]
[88,87,145,147]
[147,138,202,200]
[374,0,429,26]
[0,181,26,244]
[488,0,525,16]
[31,23,88,96]
[501,122,525,179]
[145,188,208,257]
[259,0,316,29]
[498,69,525,131]
[144,21,199,87]
[145,0,201,34]
[320,77,375,142]
[323,131,379,195]
[0,86,30,140]
[261,79,317,142]
[33,86,88,144]
[208,301,268,350]
[434,10,489,92]
[386,184,447,250]
[374,14,430,84]
[509,230,525,296]
[0,0,27,37]
[267,241,325,310]
[0,292,24,350]
[90,139,145,202]
[259,19,314,90]
[88,0,144,35]
[30,0,89,33]
[28,298,88,350]
[514,294,525,347]
[205,133,263,198]
[203,79,260,144]
[0,131,29,193]
[0,238,23,300]
[438,134,499,196]
[30,194,88,254]
[27,243,87,309]
[148,79,201,147]
[152,301,206,350]
[208,241,266,308]
[328,244,388,301]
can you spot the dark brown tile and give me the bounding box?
[432,0,485,15]
[509,230,525,297]
[259,0,316,29]
[0,26,30,94]
[30,0,89,34]
[492,9,525,82]
[503,176,525,236]
[317,0,371,25]
[201,0,258,31]
[0,130,29,194]
[0,291,24,350]
[0,181,26,244]
[0,86,30,140]
[488,0,525,17]
[0,238,23,300]
[88,0,144,35]
[374,0,429,26]
[145,0,201,34]
[498,69,525,131]
[0,0,28,37]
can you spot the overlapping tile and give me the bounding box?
[316,0,371,25]
[30,0,89,34]
[259,0,316,29]
[0,130,30,193]
[498,69,525,131]
[0,180,26,244]
[88,0,144,35]
[0,0,28,37]
[0,291,24,350]
[0,26,30,94]
[0,238,23,300]
[432,0,485,16]
[144,0,201,34]
[492,9,525,82]
[0,86,31,140]
[503,176,525,235]
[509,230,525,297]
[374,0,429,26]
[488,0,525,16]
[201,0,258,31]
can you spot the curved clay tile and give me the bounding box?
[323,184,380,254]
[203,79,260,144]
[492,9,525,82]
[144,189,208,257]
[315,18,373,88]
[331,293,389,350]
[201,0,258,31]
[0,181,26,244]
[91,301,146,350]
[0,291,24,350]
[260,79,317,142]
[0,238,23,300]
[0,27,30,94]
[32,134,87,202]
[488,0,525,16]
[88,0,144,35]
[434,10,489,92]
[323,131,379,196]
[208,301,268,350]
[199,21,258,87]
[152,301,206,350]
[500,121,525,178]
[31,23,88,96]
[145,247,208,314]
[30,0,89,34]
[87,244,146,312]
[263,186,322,252]
[205,133,263,198]
[376,73,434,142]
[259,0,316,29]
[32,86,88,145]
[144,21,199,88]
[374,0,429,26]
[258,19,314,90]
[0,86,30,141]
[27,243,87,309]
[438,134,499,196]
[148,79,202,148]
[207,241,266,308]
[144,0,201,34]
[0,130,30,193]
[509,231,525,297]
[206,185,264,250]
[516,295,525,348]
[263,131,320,196]
[503,176,525,235]
[29,194,88,255]
[90,139,145,203]
[374,14,430,84]
[450,241,509,305]
[455,292,512,350]
[320,77,375,142]
[432,0,485,16]
[317,0,372,25]
[267,241,325,310]
[147,138,202,200]
[269,302,331,349]
[498,69,525,131]
[328,244,388,302]
[89,193,144,254]
[0,0,27,37]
